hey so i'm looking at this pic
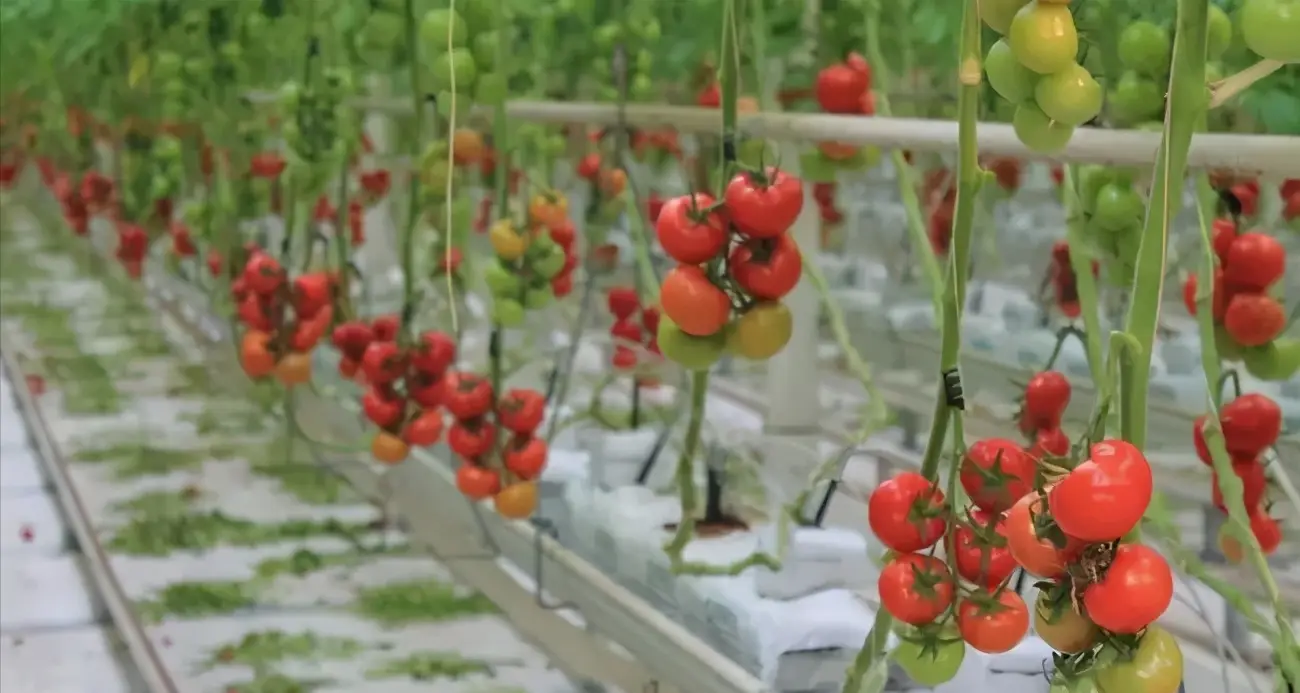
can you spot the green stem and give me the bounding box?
[398,0,423,332]
[1119,0,1208,450]
[1061,166,1106,385]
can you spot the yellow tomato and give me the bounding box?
[489,220,529,261]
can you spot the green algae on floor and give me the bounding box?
[71,439,242,478]
[226,673,331,693]
[111,489,198,517]
[253,545,412,582]
[355,579,498,626]
[136,580,257,622]
[366,652,492,681]
[246,436,356,505]
[181,405,271,437]
[107,508,376,556]
[206,630,364,671]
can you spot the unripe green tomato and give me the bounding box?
[430,49,478,92]
[1206,5,1233,60]
[458,0,497,34]
[153,136,182,161]
[1239,0,1300,62]
[985,38,1037,103]
[279,82,302,110]
[639,19,662,42]
[594,23,620,51]
[631,74,654,101]
[1008,2,1078,74]
[1092,182,1144,231]
[420,9,469,52]
[281,121,301,145]
[540,135,566,158]
[1107,71,1164,126]
[979,0,1031,34]
[472,32,498,71]
[598,86,619,102]
[1034,62,1102,126]
[524,287,553,309]
[636,49,654,73]
[1012,102,1074,153]
[1117,21,1171,76]
[494,298,527,327]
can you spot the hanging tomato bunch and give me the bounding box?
[356,328,457,466]
[1193,392,1286,562]
[605,286,661,370]
[1043,241,1099,319]
[868,436,1177,685]
[1182,218,1295,380]
[331,314,399,381]
[446,375,548,520]
[1077,165,1145,281]
[484,215,570,326]
[654,169,803,371]
[233,248,335,387]
[1016,369,1073,459]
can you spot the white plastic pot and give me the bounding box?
[579,426,660,489]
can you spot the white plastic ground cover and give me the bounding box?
[0,626,140,693]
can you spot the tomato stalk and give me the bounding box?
[398,0,423,336]
[1060,165,1107,384]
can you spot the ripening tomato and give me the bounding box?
[1223,293,1285,347]
[1005,492,1082,578]
[1093,626,1183,693]
[504,435,548,480]
[442,372,494,420]
[290,306,333,351]
[1021,370,1071,433]
[961,438,1036,513]
[1220,392,1283,458]
[950,512,1018,588]
[723,167,804,239]
[1033,592,1100,654]
[1081,543,1174,634]
[877,553,953,625]
[498,388,545,435]
[457,464,501,500]
[958,590,1029,654]
[728,234,802,301]
[449,419,496,459]
[866,471,948,553]
[1219,507,1284,562]
[659,265,731,337]
[655,193,728,264]
[1211,458,1268,512]
[403,410,445,446]
[1049,439,1152,542]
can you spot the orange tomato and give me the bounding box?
[528,192,568,228]
[371,431,410,465]
[275,351,313,386]
[819,141,859,161]
[737,96,761,114]
[452,129,485,165]
[494,481,538,519]
[240,330,276,378]
[600,168,628,196]
[659,265,731,337]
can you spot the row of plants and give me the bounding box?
[1,1,1298,693]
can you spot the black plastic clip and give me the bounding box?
[942,368,965,410]
[721,133,738,164]
[529,517,579,611]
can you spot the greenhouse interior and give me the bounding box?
[1,0,1299,692]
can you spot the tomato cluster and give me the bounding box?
[1193,393,1286,562]
[1240,0,1300,63]
[1017,369,1074,457]
[1181,219,1292,377]
[815,52,874,115]
[1043,242,1099,318]
[483,215,571,326]
[984,1,1100,153]
[653,168,803,370]
[309,162,391,250]
[1076,165,1144,280]
[605,286,662,371]
[233,250,335,387]
[575,150,629,200]
[869,435,1177,687]
[812,182,844,227]
[446,375,549,520]
[346,324,456,466]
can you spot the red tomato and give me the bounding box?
[1211,217,1237,264]
[607,286,641,320]
[728,234,803,301]
[866,471,948,553]
[815,62,870,114]
[249,151,286,178]
[1251,510,1283,555]
[961,438,1036,513]
[950,512,1018,588]
[449,419,496,458]
[641,306,661,333]
[498,389,546,435]
[1049,439,1152,542]
[549,219,576,248]
[411,330,457,375]
[407,372,444,408]
[1192,414,1214,465]
[611,318,644,345]
[1231,182,1258,217]
[576,153,602,180]
[1181,270,1228,320]
[1021,371,1071,433]
[1082,543,1174,634]
[1224,232,1286,292]
[659,265,731,337]
[359,169,391,198]
[241,252,286,295]
[361,341,408,385]
[1223,293,1285,347]
[697,83,721,108]
[362,388,407,429]
[237,295,275,332]
[331,320,376,361]
[290,305,334,351]
[442,372,494,421]
[877,553,954,626]
[1211,459,1268,512]
[957,590,1030,654]
[206,250,224,277]
[1029,427,1070,459]
[371,314,401,342]
[1220,393,1282,458]
[655,193,728,264]
[292,272,333,319]
[1005,492,1082,578]
[403,410,445,446]
[457,464,501,500]
[504,436,548,480]
[612,346,638,369]
[723,167,805,239]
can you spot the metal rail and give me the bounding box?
[0,337,181,693]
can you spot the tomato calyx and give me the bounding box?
[896,623,964,656]
[1028,494,1076,550]
[904,557,951,600]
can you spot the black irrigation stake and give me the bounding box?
[529,517,579,611]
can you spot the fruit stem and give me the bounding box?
[1061,166,1106,386]
[1120,0,1208,450]
[862,0,943,318]
[1208,58,1287,109]
[398,0,423,338]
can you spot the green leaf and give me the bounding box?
[799,150,838,184]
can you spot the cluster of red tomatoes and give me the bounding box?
[811,182,844,226]
[605,286,662,371]
[869,434,1176,687]
[921,168,956,256]
[814,52,874,116]
[1216,175,1300,227]
[574,150,629,200]
[1017,369,1074,458]
[1044,242,1099,319]
[233,249,335,387]
[308,166,391,249]
[445,376,549,520]
[653,167,804,370]
[1193,392,1285,561]
[1181,219,1288,358]
[349,325,456,466]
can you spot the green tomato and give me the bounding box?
[893,639,965,687]
[1118,21,1171,76]
[484,260,521,296]
[1092,182,1145,231]
[1008,2,1079,75]
[1049,673,1100,693]
[631,74,655,101]
[1206,5,1234,60]
[458,0,497,34]
[1217,325,1246,362]
[1240,0,1300,62]
[1077,165,1117,210]
[1012,102,1074,154]
[594,23,621,51]
[153,137,183,161]
[1108,71,1164,126]
[534,248,566,280]
[430,49,478,92]
[476,73,509,107]
[986,39,1038,103]
[472,32,498,71]
[657,318,727,371]
[493,298,527,327]
[979,0,1032,34]
[1034,62,1102,126]
[1095,626,1184,693]
[419,9,469,52]
[1243,338,1300,381]
[524,287,554,310]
